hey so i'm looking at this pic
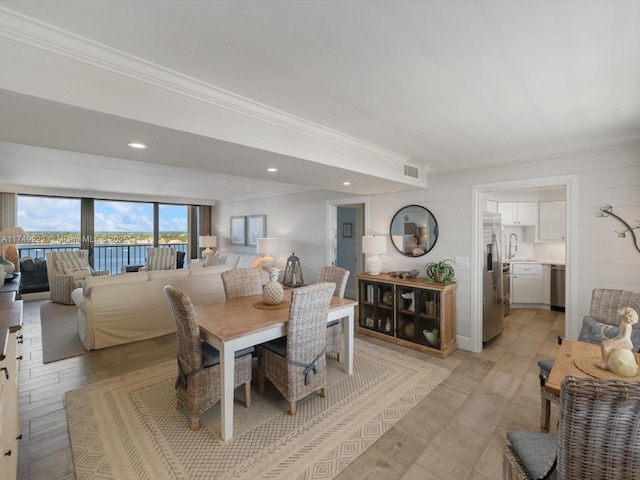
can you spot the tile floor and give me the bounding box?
[16,298,563,479]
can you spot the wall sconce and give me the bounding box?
[362,235,387,275]
[257,237,278,270]
[199,235,217,259]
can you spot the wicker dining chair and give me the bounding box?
[504,377,640,480]
[221,267,263,300]
[317,266,350,361]
[163,285,253,431]
[256,282,335,416]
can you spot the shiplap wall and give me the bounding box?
[215,143,640,351]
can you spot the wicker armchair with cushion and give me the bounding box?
[538,288,640,429]
[504,377,640,480]
[163,285,253,431]
[257,282,335,416]
[317,266,349,361]
[46,250,109,304]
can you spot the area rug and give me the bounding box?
[40,301,88,363]
[66,339,450,480]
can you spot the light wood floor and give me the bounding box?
[16,298,563,479]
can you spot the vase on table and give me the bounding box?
[263,267,284,305]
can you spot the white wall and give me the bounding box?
[215,143,640,351]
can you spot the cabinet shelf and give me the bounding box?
[356,273,457,358]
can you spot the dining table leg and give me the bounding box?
[220,343,235,441]
[343,307,354,375]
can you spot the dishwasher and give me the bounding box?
[551,265,565,311]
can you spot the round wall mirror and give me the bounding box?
[389,205,439,257]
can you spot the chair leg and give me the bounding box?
[336,352,341,362]
[540,396,550,430]
[190,416,199,431]
[258,370,266,395]
[320,387,327,398]
[245,381,251,408]
[289,402,297,416]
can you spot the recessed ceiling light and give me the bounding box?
[267,168,278,172]
[343,182,351,186]
[127,142,147,149]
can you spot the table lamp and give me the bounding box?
[362,235,387,275]
[257,237,278,270]
[199,235,217,259]
[0,226,27,274]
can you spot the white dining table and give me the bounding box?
[195,289,357,441]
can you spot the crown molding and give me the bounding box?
[0,6,410,167]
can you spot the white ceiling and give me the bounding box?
[1,0,639,203]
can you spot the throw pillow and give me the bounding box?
[64,266,93,280]
[204,251,219,267]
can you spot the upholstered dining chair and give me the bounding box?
[317,266,350,361]
[46,249,109,304]
[504,377,640,480]
[221,267,263,300]
[256,282,335,416]
[163,285,253,431]
[139,247,177,271]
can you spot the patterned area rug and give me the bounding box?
[66,339,450,480]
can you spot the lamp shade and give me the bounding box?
[256,237,278,254]
[362,235,387,254]
[362,236,386,275]
[199,235,217,249]
[0,226,27,243]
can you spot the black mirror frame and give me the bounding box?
[389,204,439,257]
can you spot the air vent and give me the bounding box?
[403,164,420,179]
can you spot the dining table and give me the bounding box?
[195,289,358,441]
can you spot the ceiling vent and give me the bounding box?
[403,164,420,180]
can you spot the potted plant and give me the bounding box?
[425,259,456,283]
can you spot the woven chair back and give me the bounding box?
[557,377,640,479]
[221,268,263,300]
[317,266,349,299]
[164,285,203,373]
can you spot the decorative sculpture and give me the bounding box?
[597,307,639,375]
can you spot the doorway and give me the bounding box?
[326,198,369,300]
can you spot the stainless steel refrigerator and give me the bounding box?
[483,212,504,342]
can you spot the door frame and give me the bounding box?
[470,175,578,353]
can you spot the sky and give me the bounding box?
[17,196,188,232]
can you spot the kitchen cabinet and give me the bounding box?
[356,273,457,358]
[512,263,543,304]
[538,201,566,241]
[498,202,538,226]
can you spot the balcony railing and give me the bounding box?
[18,243,188,275]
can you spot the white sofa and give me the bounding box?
[72,252,268,350]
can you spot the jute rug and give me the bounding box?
[40,301,89,363]
[66,339,450,480]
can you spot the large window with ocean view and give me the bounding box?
[17,195,199,277]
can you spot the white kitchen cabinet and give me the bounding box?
[538,201,566,241]
[541,264,551,304]
[498,202,538,226]
[512,263,543,304]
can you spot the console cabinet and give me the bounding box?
[356,273,457,358]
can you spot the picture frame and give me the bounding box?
[342,222,353,238]
[246,214,266,247]
[230,216,246,246]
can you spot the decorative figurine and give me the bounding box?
[597,307,639,374]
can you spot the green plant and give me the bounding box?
[424,259,456,283]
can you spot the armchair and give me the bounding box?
[46,250,109,304]
[138,247,177,271]
[317,266,349,361]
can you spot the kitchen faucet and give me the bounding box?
[508,233,518,259]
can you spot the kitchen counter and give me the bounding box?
[508,259,565,265]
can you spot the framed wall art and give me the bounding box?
[230,216,246,246]
[342,222,353,238]
[246,214,266,247]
